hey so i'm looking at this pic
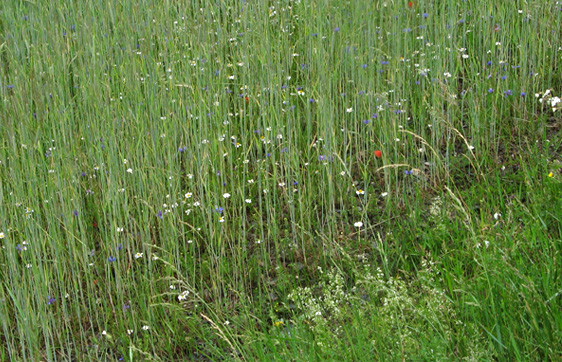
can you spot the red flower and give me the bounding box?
[374,150,382,158]
[408,1,413,8]
[245,96,249,103]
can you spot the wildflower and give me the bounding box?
[493,212,501,220]
[142,325,150,331]
[134,252,143,259]
[108,256,116,262]
[127,329,134,335]
[548,172,554,178]
[219,216,225,223]
[354,221,363,228]
[185,192,192,199]
[126,168,133,173]
[223,193,231,199]
[374,150,382,158]
[356,189,365,195]
[346,107,353,113]
[381,192,388,197]
[48,296,56,305]
[178,290,190,301]
[245,199,252,203]
[0,232,4,239]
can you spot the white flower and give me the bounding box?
[381,192,388,197]
[493,212,501,220]
[185,192,192,199]
[116,227,123,233]
[0,232,4,239]
[142,325,150,331]
[223,193,231,199]
[178,290,190,301]
[247,179,254,184]
[346,107,353,113]
[126,168,133,174]
[219,216,225,223]
[134,252,143,259]
[101,330,107,336]
[354,221,363,228]
[127,329,134,335]
[356,189,365,195]
[245,199,252,204]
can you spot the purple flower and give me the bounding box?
[363,119,370,125]
[157,210,163,219]
[214,207,224,214]
[108,256,116,262]
[48,296,56,305]
[521,92,526,97]
[488,88,494,93]
[73,210,78,217]
[334,27,340,32]
[504,89,512,97]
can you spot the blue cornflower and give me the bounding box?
[157,210,163,219]
[504,90,512,96]
[48,296,56,305]
[108,256,116,262]
[488,88,494,93]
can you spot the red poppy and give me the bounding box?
[408,1,413,8]
[245,96,249,103]
[374,150,382,158]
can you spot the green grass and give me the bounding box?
[0,0,561,360]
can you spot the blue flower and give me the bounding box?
[108,256,116,262]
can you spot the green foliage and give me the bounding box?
[0,0,561,360]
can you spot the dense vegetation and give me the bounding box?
[1,0,561,360]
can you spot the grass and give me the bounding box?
[0,0,561,360]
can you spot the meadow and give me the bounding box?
[1,0,561,360]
